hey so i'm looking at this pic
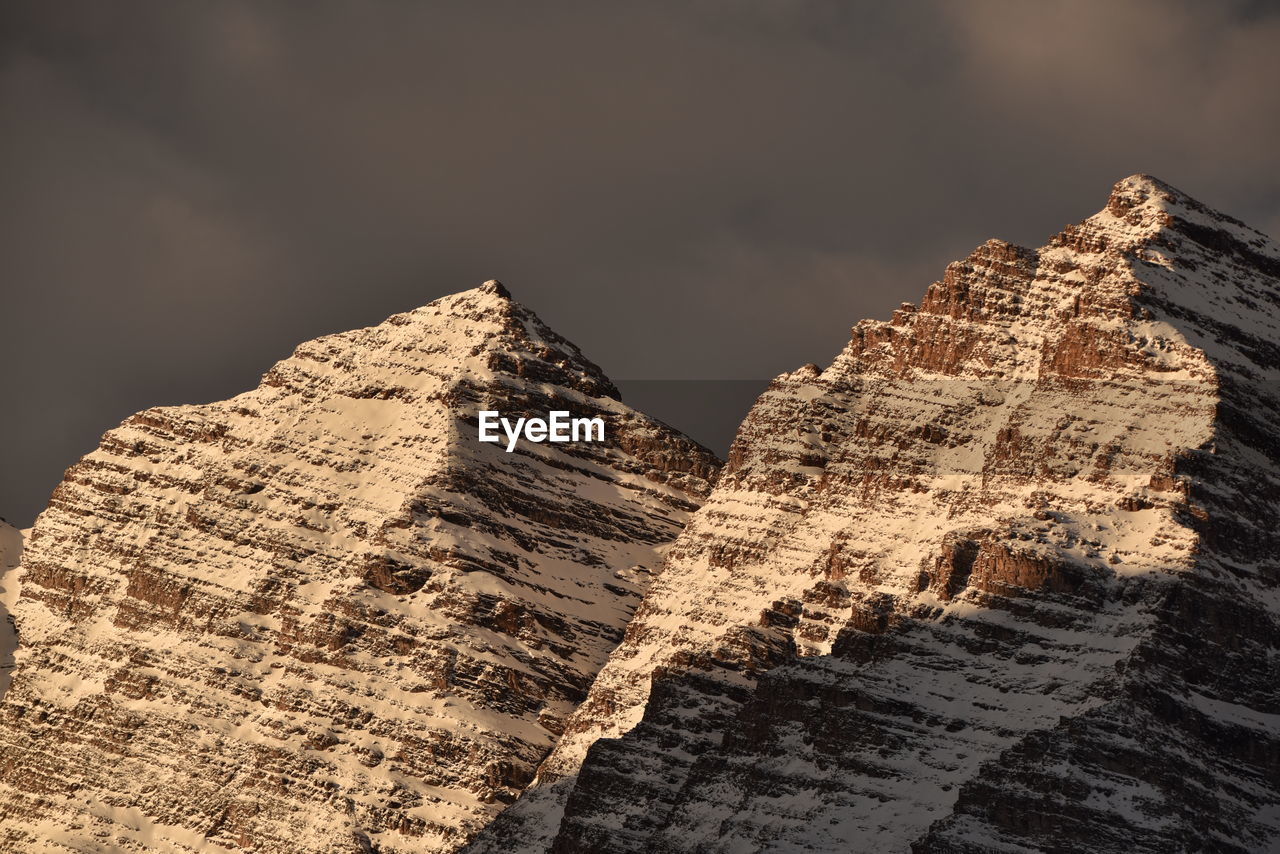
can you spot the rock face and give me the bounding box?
[468,177,1280,853]
[0,282,719,853]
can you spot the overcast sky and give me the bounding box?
[3,1,1279,524]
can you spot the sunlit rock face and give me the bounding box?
[469,177,1280,854]
[0,280,719,853]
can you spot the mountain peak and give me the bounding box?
[279,279,623,403]
[478,278,511,299]
[471,175,1280,854]
[1101,173,1276,251]
[1104,172,1189,219]
[0,282,719,853]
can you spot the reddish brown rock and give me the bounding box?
[468,176,1280,854]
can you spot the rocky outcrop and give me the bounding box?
[0,282,719,853]
[468,177,1280,853]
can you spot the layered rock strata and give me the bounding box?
[0,282,718,853]
[469,177,1280,853]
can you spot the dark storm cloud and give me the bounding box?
[2,0,1279,523]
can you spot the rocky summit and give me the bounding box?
[0,282,719,853]
[2,176,1279,854]
[467,176,1280,854]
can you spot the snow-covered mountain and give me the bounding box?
[0,281,719,853]
[468,176,1280,853]
[3,177,1278,854]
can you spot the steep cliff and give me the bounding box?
[0,281,719,853]
[469,176,1280,853]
